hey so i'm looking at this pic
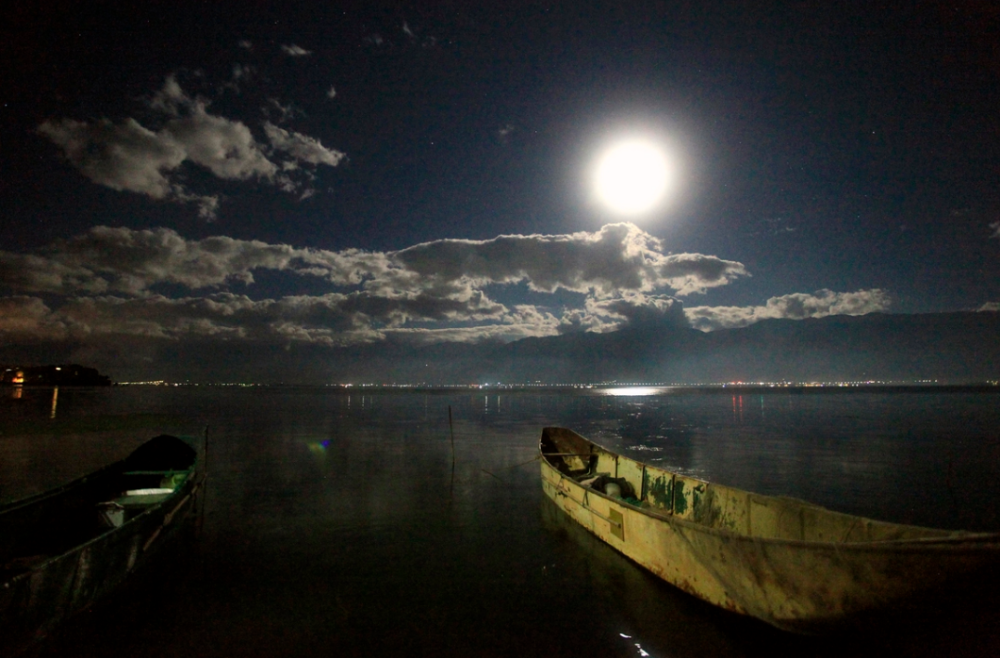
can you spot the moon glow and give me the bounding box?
[593,139,672,216]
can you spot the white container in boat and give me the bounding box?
[97,502,125,528]
[605,482,622,498]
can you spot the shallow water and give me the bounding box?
[3,386,1000,657]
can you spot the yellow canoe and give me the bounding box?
[539,426,1000,633]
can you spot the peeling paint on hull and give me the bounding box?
[539,427,1000,634]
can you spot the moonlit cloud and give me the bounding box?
[281,44,312,56]
[0,225,890,350]
[990,221,1000,239]
[387,223,747,298]
[327,86,337,99]
[38,118,189,200]
[0,226,381,295]
[264,123,345,167]
[0,224,754,347]
[684,289,892,331]
[39,77,344,218]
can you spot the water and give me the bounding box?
[2,386,1000,657]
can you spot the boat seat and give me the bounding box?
[115,489,174,508]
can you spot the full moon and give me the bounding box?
[593,139,672,216]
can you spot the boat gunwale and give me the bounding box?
[0,460,125,515]
[1,466,200,586]
[539,428,1000,551]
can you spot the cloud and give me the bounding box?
[0,224,755,347]
[38,118,187,200]
[281,44,312,56]
[685,289,891,331]
[327,87,337,100]
[238,40,252,50]
[497,124,514,144]
[0,297,68,342]
[657,253,749,295]
[0,226,383,295]
[39,77,344,218]
[585,293,687,329]
[0,290,514,348]
[990,221,1000,239]
[263,99,302,123]
[387,223,748,299]
[264,123,345,167]
[232,64,253,82]
[978,302,999,312]
[381,310,562,346]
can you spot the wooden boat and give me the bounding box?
[539,427,1000,633]
[0,435,203,654]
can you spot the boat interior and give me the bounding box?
[0,435,196,579]
[541,427,953,544]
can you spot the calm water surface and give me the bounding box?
[2,386,999,657]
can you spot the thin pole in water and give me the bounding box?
[448,405,457,499]
[197,425,209,538]
[203,424,210,475]
[448,405,456,471]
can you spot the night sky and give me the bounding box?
[2,2,999,378]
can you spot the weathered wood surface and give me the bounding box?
[539,426,1000,633]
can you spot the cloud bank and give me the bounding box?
[39,77,344,219]
[0,224,887,352]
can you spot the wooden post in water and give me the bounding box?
[448,405,456,470]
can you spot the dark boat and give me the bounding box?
[0,435,203,654]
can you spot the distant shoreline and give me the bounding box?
[108,382,1000,395]
[0,364,111,387]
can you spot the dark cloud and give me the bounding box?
[685,289,891,331]
[0,297,68,342]
[587,293,687,329]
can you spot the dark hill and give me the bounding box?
[327,311,1000,384]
